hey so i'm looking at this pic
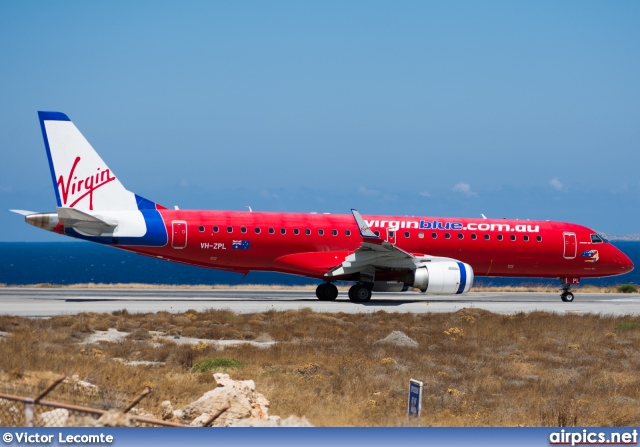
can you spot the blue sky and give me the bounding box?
[1,1,639,241]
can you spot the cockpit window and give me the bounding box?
[590,234,607,244]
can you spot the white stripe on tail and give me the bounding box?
[39,111,139,211]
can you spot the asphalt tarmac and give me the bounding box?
[1,288,639,316]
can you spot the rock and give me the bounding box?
[190,413,211,427]
[94,410,135,427]
[173,372,304,426]
[183,387,251,426]
[39,408,69,427]
[374,331,418,348]
[232,415,314,427]
[172,409,185,422]
[213,372,255,392]
[64,375,99,396]
[161,400,173,420]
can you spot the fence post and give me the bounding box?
[35,373,67,403]
[24,398,34,427]
[122,387,150,414]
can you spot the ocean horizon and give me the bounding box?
[1,241,638,288]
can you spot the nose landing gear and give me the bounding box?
[560,278,579,302]
[561,289,574,302]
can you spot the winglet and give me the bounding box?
[351,209,380,239]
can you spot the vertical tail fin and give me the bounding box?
[38,111,151,211]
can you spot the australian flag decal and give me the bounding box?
[232,240,251,250]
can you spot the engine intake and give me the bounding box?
[412,261,474,294]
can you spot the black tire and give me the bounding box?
[316,283,338,301]
[349,284,372,302]
[563,292,574,302]
[316,283,328,300]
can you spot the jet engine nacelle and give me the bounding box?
[412,261,474,294]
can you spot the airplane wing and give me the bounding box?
[324,209,421,278]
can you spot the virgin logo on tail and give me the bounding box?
[57,156,116,210]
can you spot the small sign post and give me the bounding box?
[408,379,423,423]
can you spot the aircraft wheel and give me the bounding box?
[348,284,372,302]
[561,292,574,302]
[316,283,338,301]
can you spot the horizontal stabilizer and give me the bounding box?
[57,207,116,235]
[9,209,37,216]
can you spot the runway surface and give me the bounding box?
[1,288,640,316]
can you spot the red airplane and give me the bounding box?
[12,111,634,302]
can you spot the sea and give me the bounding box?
[1,241,639,287]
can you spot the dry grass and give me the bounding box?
[1,309,640,426]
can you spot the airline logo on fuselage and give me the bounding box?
[365,219,540,233]
[57,156,116,210]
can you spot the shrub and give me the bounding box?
[191,357,244,373]
[617,284,639,294]
[615,322,640,332]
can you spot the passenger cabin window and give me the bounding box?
[305,229,311,235]
[269,228,275,234]
[213,226,219,233]
[241,226,247,233]
[280,228,286,235]
[458,233,464,240]
[332,229,338,236]
[198,226,204,232]
[510,235,516,241]
[484,234,490,240]
[255,227,261,234]
[471,234,477,240]
[345,230,351,236]
[294,228,300,235]
[319,229,325,236]
[536,235,542,242]
[431,232,437,239]
[497,234,503,241]
[418,232,424,239]
[404,231,410,238]
[374,231,380,237]
[445,233,451,239]
[591,234,604,244]
[227,226,233,233]
[523,235,529,242]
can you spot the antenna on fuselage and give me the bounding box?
[481,214,487,219]
[246,206,253,212]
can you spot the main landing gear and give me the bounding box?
[315,282,374,302]
[315,282,339,301]
[348,283,372,302]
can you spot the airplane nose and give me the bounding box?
[615,250,634,272]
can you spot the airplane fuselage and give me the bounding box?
[118,210,632,282]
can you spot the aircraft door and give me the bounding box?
[172,220,187,249]
[386,228,396,244]
[563,232,576,259]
